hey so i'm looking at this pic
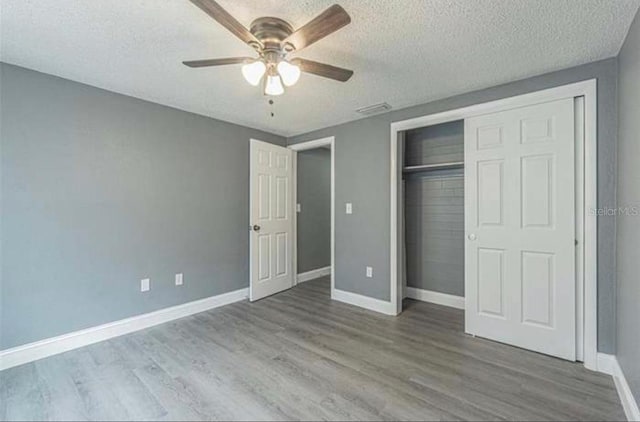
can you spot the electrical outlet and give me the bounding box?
[346,203,353,214]
[366,266,373,278]
[296,203,302,213]
[175,273,183,286]
[140,278,150,292]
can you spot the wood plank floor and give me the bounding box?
[0,277,624,421]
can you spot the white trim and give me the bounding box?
[390,128,402,315]
[405,287,465,310]
[288,137,334,151]
[390,79,598,370]
[292,149,298,285]
[330,140,335,297]
[297,266,332,283]
[0,288,248,371]
[597,353,618,375]
[332,289,397,315]
[582,81,598,371]
[288,136,336,299]
[615,373,640,422]
[575,96,585,362]
[597,353,640,421]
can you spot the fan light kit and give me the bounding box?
[183,1,354,96]
[240,54,300,94]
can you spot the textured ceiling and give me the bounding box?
[2,0,639,137]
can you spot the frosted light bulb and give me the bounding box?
[277,60,301,86]
[241,60,266,86]
[264,74,285,96]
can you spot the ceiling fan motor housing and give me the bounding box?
[250,17,295,54]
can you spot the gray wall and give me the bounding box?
[405,121,464,166]
[288,58,619,353]
[404,121,464,296]
[616,10,640,403]
[405,173,464,296]
[296,148,331,273]
[0,63,285,350]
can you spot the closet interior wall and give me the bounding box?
[403,120,465,297]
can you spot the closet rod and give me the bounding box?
[404,173,464,181]
[402,161,464,173]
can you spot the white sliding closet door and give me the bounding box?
[464,98,576,361]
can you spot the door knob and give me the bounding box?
[468,233,476,241]
[253,225,261,232]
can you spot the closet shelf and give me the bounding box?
[402,161,464,173]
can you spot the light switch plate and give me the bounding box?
[366,266,373,278]
[175,273,183,286]
[346,203,353,214]
[141,278,150,292]
[296,203,301,213]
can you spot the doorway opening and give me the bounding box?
[289,137,335,298]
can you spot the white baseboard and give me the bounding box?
[297,266,331,283]
[597,353,618,375]
[0,288,249,371]
[332,289,396,315]
[597,353,640,421]
[405,287,465,310]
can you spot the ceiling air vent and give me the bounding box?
[356,102,392,116]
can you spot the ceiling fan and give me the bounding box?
[183,0,354,96]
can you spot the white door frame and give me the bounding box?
[288,136,336,298]
[390,79,598,370]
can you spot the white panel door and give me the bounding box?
[465,98,576,360]
[250,139,294,301]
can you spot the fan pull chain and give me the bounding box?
[269,99,275,117]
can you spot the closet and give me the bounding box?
[397,95,582,362]
[402,120,465,299]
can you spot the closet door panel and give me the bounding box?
[464,98,576,361]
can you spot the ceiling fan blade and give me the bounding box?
[182,57,252,68]
[293,58,353,82]
[284,4,351,51]
[188,0,261,47]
